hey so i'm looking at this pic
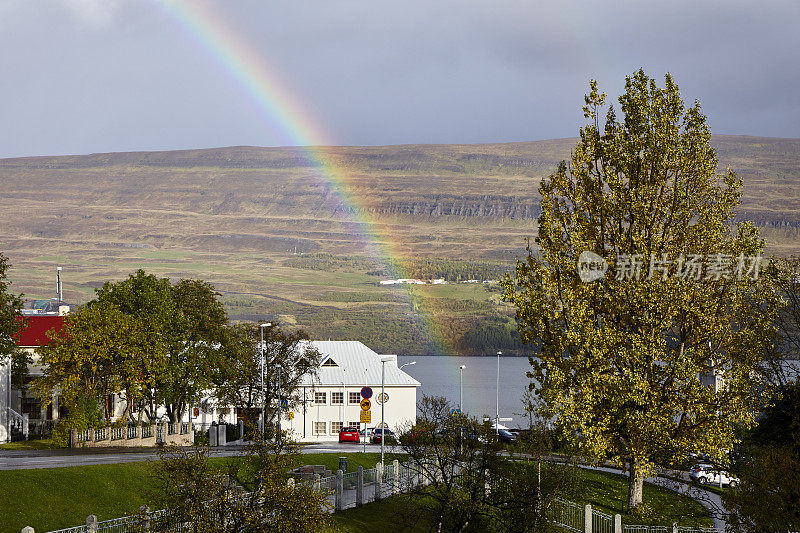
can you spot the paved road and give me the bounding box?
[0,442,394,470]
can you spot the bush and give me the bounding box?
[50,396,105,447]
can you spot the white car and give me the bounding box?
[689,463,739,487]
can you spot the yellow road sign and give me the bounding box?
[360,398,371,411]
[288,412,294,420]
[360,410,371,423]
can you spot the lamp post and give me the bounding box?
[496,351,501,436]
[459,365,466,414]
[259,322,271,435]
[379,357,390,465]
[459,364,466,455]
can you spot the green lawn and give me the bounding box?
[0,437,60,450]
[0,453,712,532]
[571,467,712,526]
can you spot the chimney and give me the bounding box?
[57,267,63,302]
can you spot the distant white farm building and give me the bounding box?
[285,341,420,442]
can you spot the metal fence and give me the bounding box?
[592,509,614,533]
[549,498,585,532]
[546,500,722,533]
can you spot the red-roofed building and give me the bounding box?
[13,315,66,349]
[2,314,67,442]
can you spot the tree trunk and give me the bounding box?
[627,460,644,511]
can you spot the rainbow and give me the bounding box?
[160,0,450,353]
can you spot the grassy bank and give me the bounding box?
[0,453,712,532]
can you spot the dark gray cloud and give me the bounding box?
[0,0,798,157]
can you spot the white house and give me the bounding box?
[284,340,420,442]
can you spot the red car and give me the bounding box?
[338,427,360,443]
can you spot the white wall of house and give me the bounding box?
[285,341,421,442]
[288,383,417,442]
[1,360,10,443]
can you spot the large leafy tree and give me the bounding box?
[214,322,320,429]
[503,70,779,511]
[36,302,159,423]
[93,270,228,423]
[39,270,228,425]
[0,252,24,362]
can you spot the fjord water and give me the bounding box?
[397,355,535,427]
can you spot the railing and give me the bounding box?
[9,407,29,440]
[547,500,721,533]
[95,427,107,441]
[127,425,137,439]
[141,425,153,439]
[110,427,124,441]
[318,474,338,492]
[342,471,359,488]
[549,498,584,532]
[593,508,615,533]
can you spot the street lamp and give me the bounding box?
[379,356,396,465]
[459,364,466,455]
[496,351,501,436]
[259,322,271,435]
[459,365,466,415]
[399,361,416,371]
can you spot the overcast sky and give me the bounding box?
[1,0,798,158]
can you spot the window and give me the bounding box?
[349,392,361,404]
[313,422,327,435]
[321,358,338,367]
[350,421,361,429]
[331,421,343,434]
[22,397,41,419]
[331,392,344,405]
[314,392,326,404]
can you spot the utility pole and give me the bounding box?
[496,351,501,436]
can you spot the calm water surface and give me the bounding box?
[397,355,536,428]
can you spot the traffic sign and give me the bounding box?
[280,399,289,410]
[288,412,294,420]
[451,408,461,416]
[360,386,373,399]
[376,392,389,405]
[360,398,371,411]
[360,410,371,423]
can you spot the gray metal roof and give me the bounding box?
[298,340,420,388]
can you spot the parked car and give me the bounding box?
[338,426,360,443]
[689,463,739,487]
[371,428,395,444]
[497,429,518,444]
[400,427,430,445]
[359,427,375,440]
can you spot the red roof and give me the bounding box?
[13,315,66,347]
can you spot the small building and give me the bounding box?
[286,341,420,442]
[1,314,67,442]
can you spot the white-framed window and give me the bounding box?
[314,392,327,404]
[349,421,361,429]
[313,422,327,435]
[331,392,344,405]
[348,392,361,404]
[331,421,343,434]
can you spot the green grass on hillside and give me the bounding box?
[0,453,712,532]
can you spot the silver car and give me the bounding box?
[689,463,740,487]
